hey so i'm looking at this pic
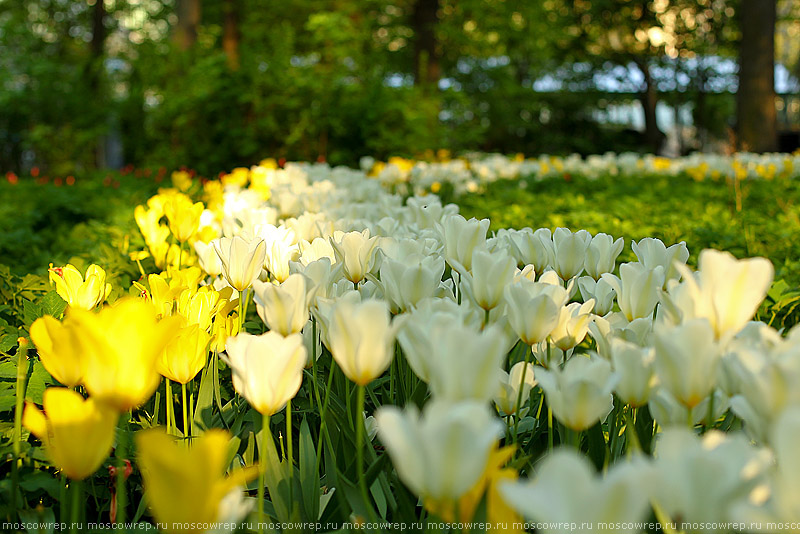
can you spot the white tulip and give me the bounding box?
[224,332,306,416]
[609,338,655,407]
[653,318,721,409]
[375,400,503,502]
[252,274,309,336]
[378,255,445,313]
[651,429,770,533]
[435,214,490,272]
[550,300,595,351]
[213,235,267,292]
[631,237,689,283]
[327,298,396,385]
[602,262,664,321]
[577,276,616,316]
[552,227,592,280]
[536,354,616,430]
[495,361,537,416]
[427,323,508,403]
[584,232,624,280]
[460,249,517,311]
[664,249,774,342]
[330,229,380,285]
[503,279,567,345]
[500,450,652,534]
[195,239,223,277]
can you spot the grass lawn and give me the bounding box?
[455,173,800,284]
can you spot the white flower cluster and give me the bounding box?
[199,159,800,531]
[364,152,800,196]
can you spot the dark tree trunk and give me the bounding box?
[636,61,664,154]
[176,0,201,50]
[90,0,106,61]
[223,0,240,71]
[90,0,107,167]
[412,0,441,88]
[737,0,778,153]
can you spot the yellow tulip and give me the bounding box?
[23,388,117,480]
[29,315,83,387]
[147,273,184,317]
[136,428,256,534]
[210,312,239,353]
[171,170,193,192]
[157,322,211,384]
[177,285,225,332]
[164,194,204,243]
[68,298,181,411]
[134,202,171,263]
[48,263,111,310]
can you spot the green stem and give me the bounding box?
[258,412,270,534]
[547,405,554,451]
[652,500,680,534]
[355,385,373,520]
[625,406,642,454]
[12,339,29,518]
[345,379,353,430]
[311,319,320,411]
[687,406,694,430]
[60,473,68,522]
[569,427,581,450]
[511,347,532,444]
[189,388,195,438]
[166,379,173,435]
[70,479,83,533]
[315,359,338,475]
[238,290,246,334]
[705,393,715,432]
[242,288,251,323]
[116,413,129,530]
[182,382,189,441]
[286,399,293,505]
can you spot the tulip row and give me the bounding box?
[364,151,800,196]
[7,156,800,534]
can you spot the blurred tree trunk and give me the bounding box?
[90,0,107,168]
[737,0,778,152]
[412,0,441,88]
[223,0,240,71]
[635,60,664,154]
[176,0,201,50]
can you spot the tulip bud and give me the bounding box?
[584,233,624,280]
[224,331,306,415]
[327,298,396,385]
[213,235,267,292]
[552,227,592,280]
[435,214,490,273]
[536,354,616,430]
[653,318,721,409]
[23,388,117,480]
[252,274,309,336]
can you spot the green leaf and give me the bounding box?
[39,291,66,318]
[193,355,215,430]
[0,333,17,353]
[18,506,55,534]
[22,299,43,326]
[299,416,320,522]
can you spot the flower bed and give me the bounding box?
[2,155,800,533]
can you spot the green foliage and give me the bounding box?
[455,172,800,284]
[1,0,763,176]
